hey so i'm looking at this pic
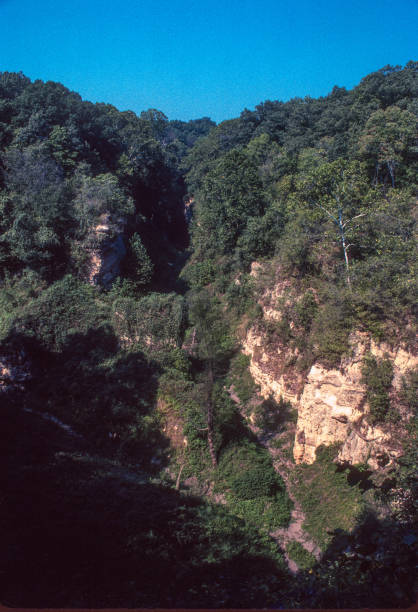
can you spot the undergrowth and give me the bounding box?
[291,444,364,550]
[286,541,316,570]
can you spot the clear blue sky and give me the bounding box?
[0,0,416,123]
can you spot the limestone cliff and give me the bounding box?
[242,265,417,469]
[86,214,126,287]
[293,336,416,469]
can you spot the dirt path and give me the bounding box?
[268,444,322,572]
[229,386,322,573]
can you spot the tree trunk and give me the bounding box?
[206,362,217,467]
[338,210,351,287]
[387,161,395,188]
[175,463,185,490]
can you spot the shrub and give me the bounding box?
[294,290,318,331]
[227,352,257,405]
[183,260,216,288]
[16,275,108,351]
[230,465,279,500]
[400,368,418,412]
[361,353,395,424]
[292,445,363,549]
[286,541,316,570]
[310,296,353,368]
[214,441,292,530]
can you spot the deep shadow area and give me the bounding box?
[0,393,290,608]
[291,509,417,609]
[254,396,298,435]
[2,326,170,472]
[336,462,375,492]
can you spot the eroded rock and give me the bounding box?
[242,270,417,469]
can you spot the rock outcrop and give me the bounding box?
[87,215,126,287]
[243,266,417,469]
[183,195,194,224]
[243,327,303,405]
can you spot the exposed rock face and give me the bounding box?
[0,349,31,392]
[294,335,416,467]
[87,216,126,287]
[242,267,306,405]
[243,327,303,405]
[243,266,417,469]
[183,196,194,224]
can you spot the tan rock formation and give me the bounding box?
[242,270,417,469]
[86,215,126,287]
[243,327,303,404]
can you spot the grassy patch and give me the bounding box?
[292,445,363,550]
[286,541,316,570]
[226,490,293,532]
[227,352,257,405]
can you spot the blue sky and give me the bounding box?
[0,0,416,122]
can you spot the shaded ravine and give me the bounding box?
[229,386,322,573]
[268,443,322,573]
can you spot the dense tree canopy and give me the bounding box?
[0,64,416,609]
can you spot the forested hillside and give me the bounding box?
[0,64,416,608]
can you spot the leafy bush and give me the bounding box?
[227,352,257,405]
[292,445,363,549]
[181,259,217,288]
[286,541,316,570]
[361,353,395,424]
[16,275,108,351]
[400,368,418,412]
[227,489,292,531]
[310,296,353,368]
[126,233,154,285]
[215,441,292,531]
[294,290,318,331]
[112,292,187,352]
[230,465,279,500]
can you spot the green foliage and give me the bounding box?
[292,445,363,549]
[227,352,257,405]
[358,106,417,187]
[286,541,316,570]
[400,368,418,412]
[0,268,46,340]
[230,464,279,500]
[16,275,108,351]
[112,292,187,353]
[189,290,235,365]
[310,293,353,367]
[224,275,256,316]
[1,145,69,274]
[294,290,318,331]
[215,442,292,531]
[182,259,217,288]
[127,233,154,285]
[73,173,134,238]
[192,149,265,256]
[361,353,395,424]
[226,490,293,532]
